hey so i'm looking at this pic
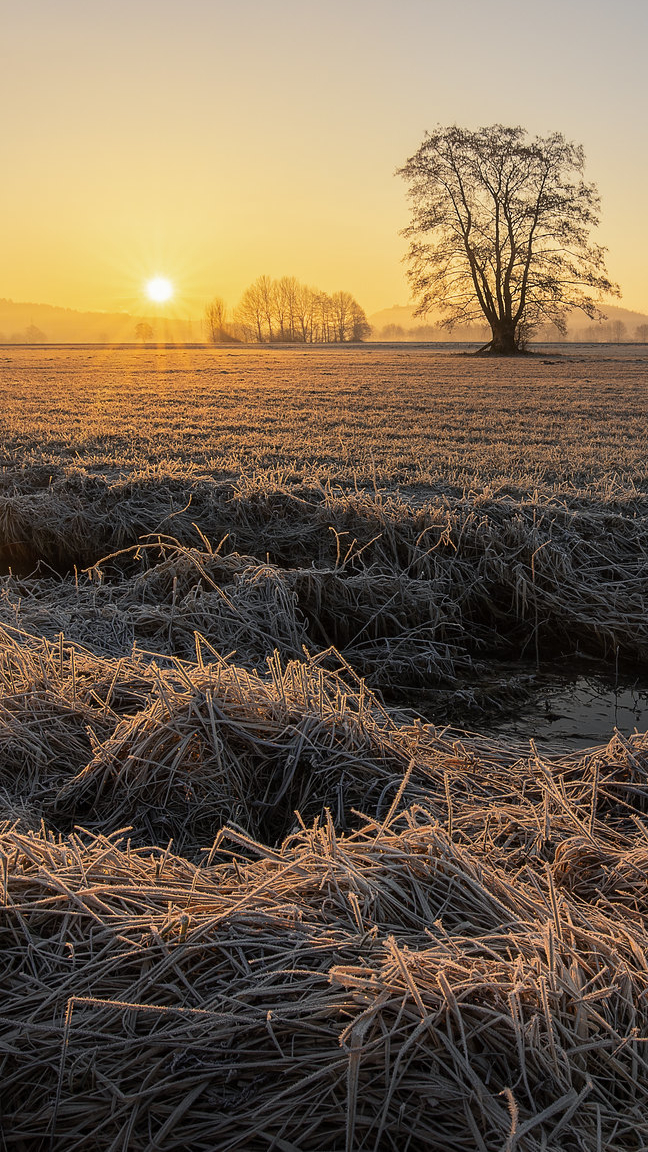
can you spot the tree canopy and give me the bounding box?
[399,124,618,354]
[204,298,237,344]
[233,276,370,344]
[134,322,154,343]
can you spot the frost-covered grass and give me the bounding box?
[1,345,648,1150]
[2,343,647,496]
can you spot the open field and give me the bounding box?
[1,346,648,1149]
[2,344,648,494]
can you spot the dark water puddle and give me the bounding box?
[486,672,645,751]
[485,667,648,751]
[395,662,648,753]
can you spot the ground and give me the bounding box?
[1,344,648,1150]
[2,344,647,493]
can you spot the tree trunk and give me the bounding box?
[484,319,520,355]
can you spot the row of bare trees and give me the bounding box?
[205,276,371,344]
[571,320,648,343]
[0,324,48,343]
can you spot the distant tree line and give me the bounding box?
[538,319,648,343]
[204,276,371,344]
[372,317,648,344]
[376,321,490,342]
[0,324,48,343]
[571,320,648,343]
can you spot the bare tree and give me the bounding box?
[257,275,276,341]
[399,124,618,354]
[314,292,333,342]
[635,324,648,343]
[235,279,266,342]
[135,322,154,343]
[328,291,371,342]
[349,300,371,342]
[232,277,369,343]
[274,277,300,341]
[204,298,227,343]
[330,291,353,342]
[294,282,316,342]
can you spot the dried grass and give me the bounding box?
[1,477,647,706]
[1,347,648,1147]
[3,785,648,1149]
[1,617,648,1147]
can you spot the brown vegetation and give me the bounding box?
[3,626,648,1148]
[1,345,647,494]
[1,347,648,1148]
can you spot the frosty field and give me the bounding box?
[1,344,648,1150]
[2,343,648,491]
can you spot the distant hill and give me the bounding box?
[368,303,648,342]
[0,298,197,343]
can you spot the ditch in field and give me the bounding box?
[1,472,647,759]
[3,551,647,755]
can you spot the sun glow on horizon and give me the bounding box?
[3,5,648,317]
[145,277,174,303]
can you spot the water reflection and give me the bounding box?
[489,671,648,751]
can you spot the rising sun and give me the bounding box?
[145,276,174,303]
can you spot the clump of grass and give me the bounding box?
[1,477,647,710]
[3,768,648,1149]
[0,627,124,810]
[1,596,648,1146]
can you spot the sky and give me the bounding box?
[2,0,647,319]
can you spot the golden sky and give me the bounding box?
[2,0,647,318]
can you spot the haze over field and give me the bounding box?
[2,0,647,320]
[2,297,647,345]
[369,302,648,343]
